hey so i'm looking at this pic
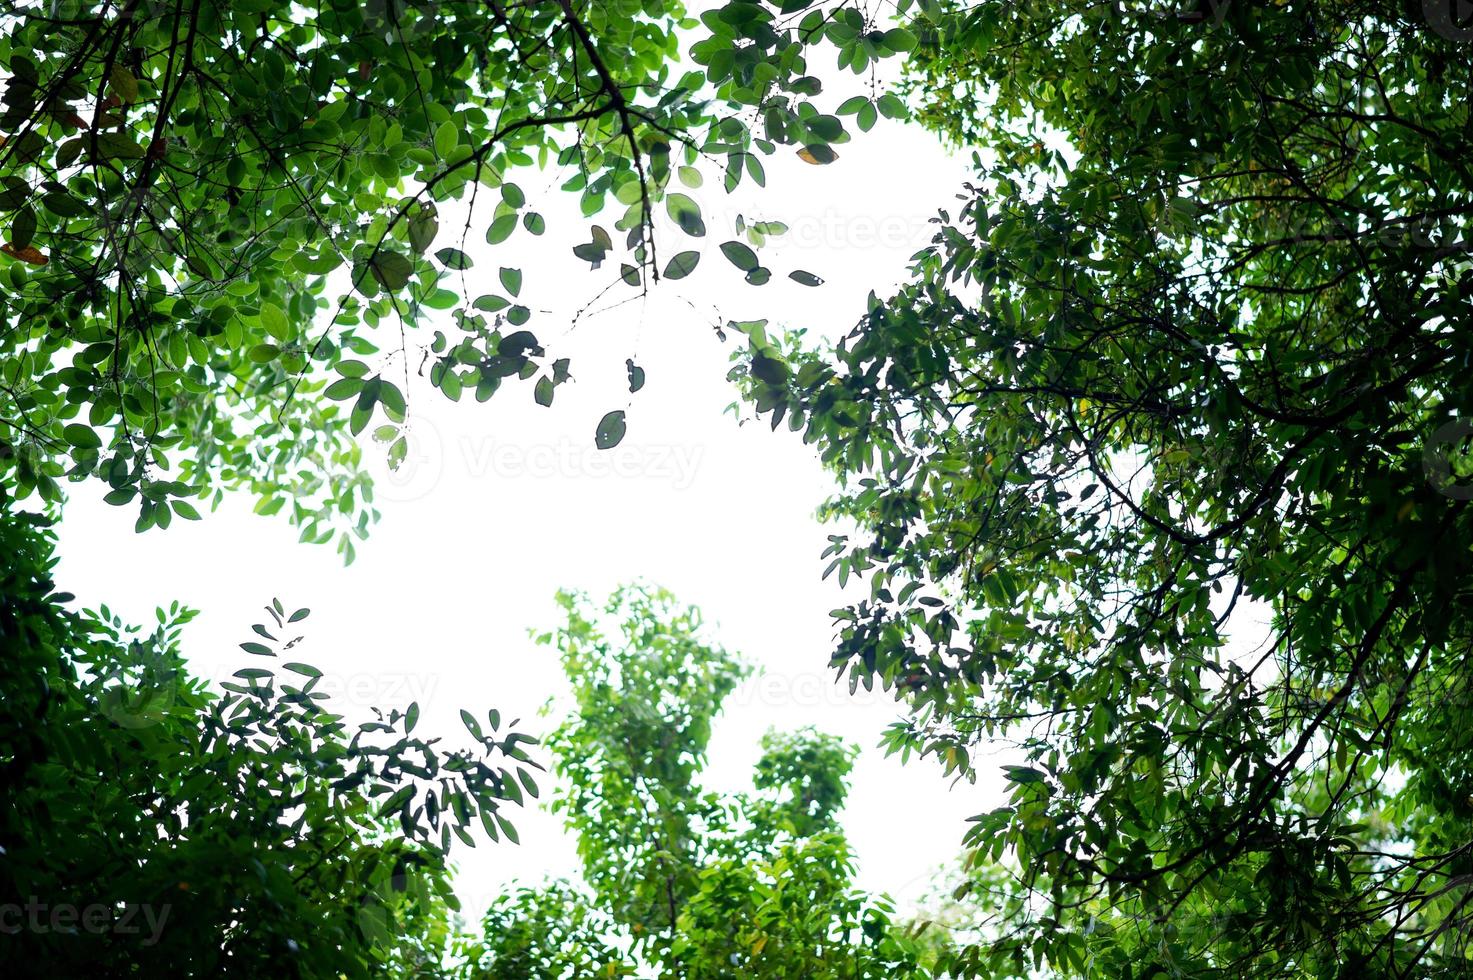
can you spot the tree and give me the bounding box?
[733,1,1473,974]
[0,500,541,976]
[455,586,931,978]
[0,1,923,971]
[0,0,916,559]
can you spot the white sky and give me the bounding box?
[53,95,1014,917]
[48,26,1284,930]
[48,38,1287,938]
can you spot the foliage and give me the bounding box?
[732,1,1473,975]
[0,1,933,974]
[17,0,1473,975]
[457,586,931,979]
[0,500,536,976]
[0,0,917,559]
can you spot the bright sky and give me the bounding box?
[48,16,1288,927]
[53,85,1010,917]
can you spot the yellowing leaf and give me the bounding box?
[109,64,139,103]
[1,242,47,265]
[797,145,838,165]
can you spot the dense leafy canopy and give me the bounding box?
[459,586,930,978]
[0,0,914,559]
[0,0,928,974]
[733,1,1473,974]
[7,0,1473,975]
[0,503,537,976]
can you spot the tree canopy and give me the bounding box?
[5,0,1473,976]
[0,501,539,976]
[0,0,925,974]
[733,1,1473,974]
[459,586,929,978]
[0,0,914,558]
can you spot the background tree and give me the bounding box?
[734,1,1473,975]
[456,586,932,979]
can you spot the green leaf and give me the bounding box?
[805,114,842,142]
[750,353,789,384]
[12,206,36,250]
[720,240,759,272]
[876,93,906,119]
[324,377,363,400]
[63,423,101,449]
[108,64,140,102]
[378,786,415,817]
[434,119,458,157]
[0,177,28,211]
[1004,765,1046,784]
[500,267,522,296]
[883,27,917,52]
[408,211,439,254]
[369,250,414,290]
[666,193,705,237]
[517,769,539,799]
[595,410,627,450]
[435,247,472,270]
[41,192,86,218]
[626,359,645,392]
[283,661,322,678]
[486,213,518,244]
[95,132,146,160]
[260,303,289,341]
[663,251,700,280]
